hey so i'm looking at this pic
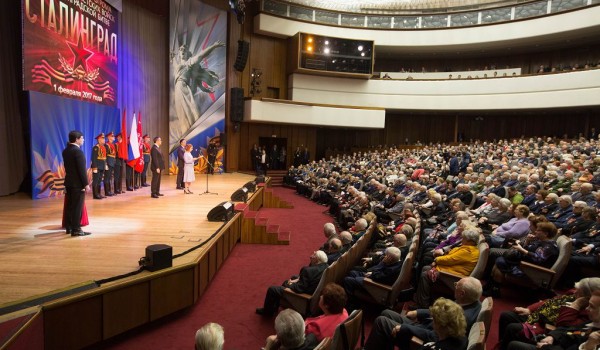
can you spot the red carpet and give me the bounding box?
[95,187,534,350]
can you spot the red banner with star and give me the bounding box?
[22,0,118,107]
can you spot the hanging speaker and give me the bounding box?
[234,40,249,72]
[207,201,235,222]
[230,87,244,123]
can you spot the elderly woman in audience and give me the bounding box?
[420,298,468,350]
[487,204,531,248]
[364,277,481,350]
[486,221,559,297]
[414,228,481,308]
[539,192,560,216]
[420,213,471,266]
[264,309,319,350]
[195,322,224,350]
[304,283,348,342]
[497,277,600,350]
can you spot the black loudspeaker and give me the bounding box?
[255,175,265,184]
[234,40,249,72]
[230,87,244,123]
[220,132,227,146]
[243,181,256,192]
[143,244,173,272]
[231,187,249,202]
[207,201,235,222]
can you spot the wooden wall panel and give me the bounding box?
[103,283,150,339]
[44,297,102,350]
[150,269,194,321]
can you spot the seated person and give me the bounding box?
[343,247,403,300]
[421,298,468,350]
[497,277,600,350]
[349,218,368,243]
[422,219,471,267]
[195,322,224,350]
[415,228,481,308]
[487,204,531,248]
[487,221,559,297]
[478,198,513,234]
[364,233,409,267]
[325,238,343,265]
[318,222,338,251]
[263,309,319,350]
[363,276,482,350]
[305,283,349,341]
[339,231,353,253]
[506,289,600,350]
[256,250,329,316]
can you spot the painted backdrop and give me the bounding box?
[169,0,226,174]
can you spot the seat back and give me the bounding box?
[467,321,486,350]
[388,251,415,306]
[469,242,490,279]
[314,336,332,350]
[309,263,338,315]
[331,309,363,350]
[476,297,493,342]
[549,235,573,289]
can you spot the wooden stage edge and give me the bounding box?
[0,173,272,350]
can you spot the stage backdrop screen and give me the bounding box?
[22,0,118,107]
[30,91,119,199]
[169,0,226,174]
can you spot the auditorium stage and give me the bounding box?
[0,172,255,310]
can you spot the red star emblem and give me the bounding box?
[67,37,94,71]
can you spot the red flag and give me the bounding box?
[134,111,144,173]
[120,108,128,160]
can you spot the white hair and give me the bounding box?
[274,309,305,348]
[195,323,224,350]
[314,250,328,264]
[385,246,402,262]
[323,223,336,237]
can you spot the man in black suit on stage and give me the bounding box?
[62,130,91,236]
[150,136,165,198]
[176,138,186,189]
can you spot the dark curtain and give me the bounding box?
[0,1,28,196]
[119,1,169,158]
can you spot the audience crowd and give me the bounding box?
[202,134,600,349]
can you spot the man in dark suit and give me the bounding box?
[256,250,329,316]
[150,137,165,198]
[176,138,186,189]
[62,130,91,236]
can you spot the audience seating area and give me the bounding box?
[252,134,600,349]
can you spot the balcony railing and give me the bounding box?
[261,0,597,29]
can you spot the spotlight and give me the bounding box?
[358,45,363,51]
[361,52,365,57]
[307,46,313,52]
[324,48,330,54]
[325,40,329,45]
[308,37,313,43]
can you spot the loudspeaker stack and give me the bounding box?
[230,87,244,123]
[234,40,249,72]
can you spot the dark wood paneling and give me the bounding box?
[44,297,103,350]
[103,282,150,339]
[150,269,194,321]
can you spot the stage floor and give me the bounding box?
[0,172,255,309]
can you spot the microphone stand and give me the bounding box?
[199,155,218,196]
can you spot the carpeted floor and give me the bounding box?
[96,187,536,350]
[98,187,333,350]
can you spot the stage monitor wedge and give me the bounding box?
[230,187,248,202]
[143,244,173,272]
[207,201,235,222]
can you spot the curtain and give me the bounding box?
[119,1,169,155]
[0,1,28,196]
